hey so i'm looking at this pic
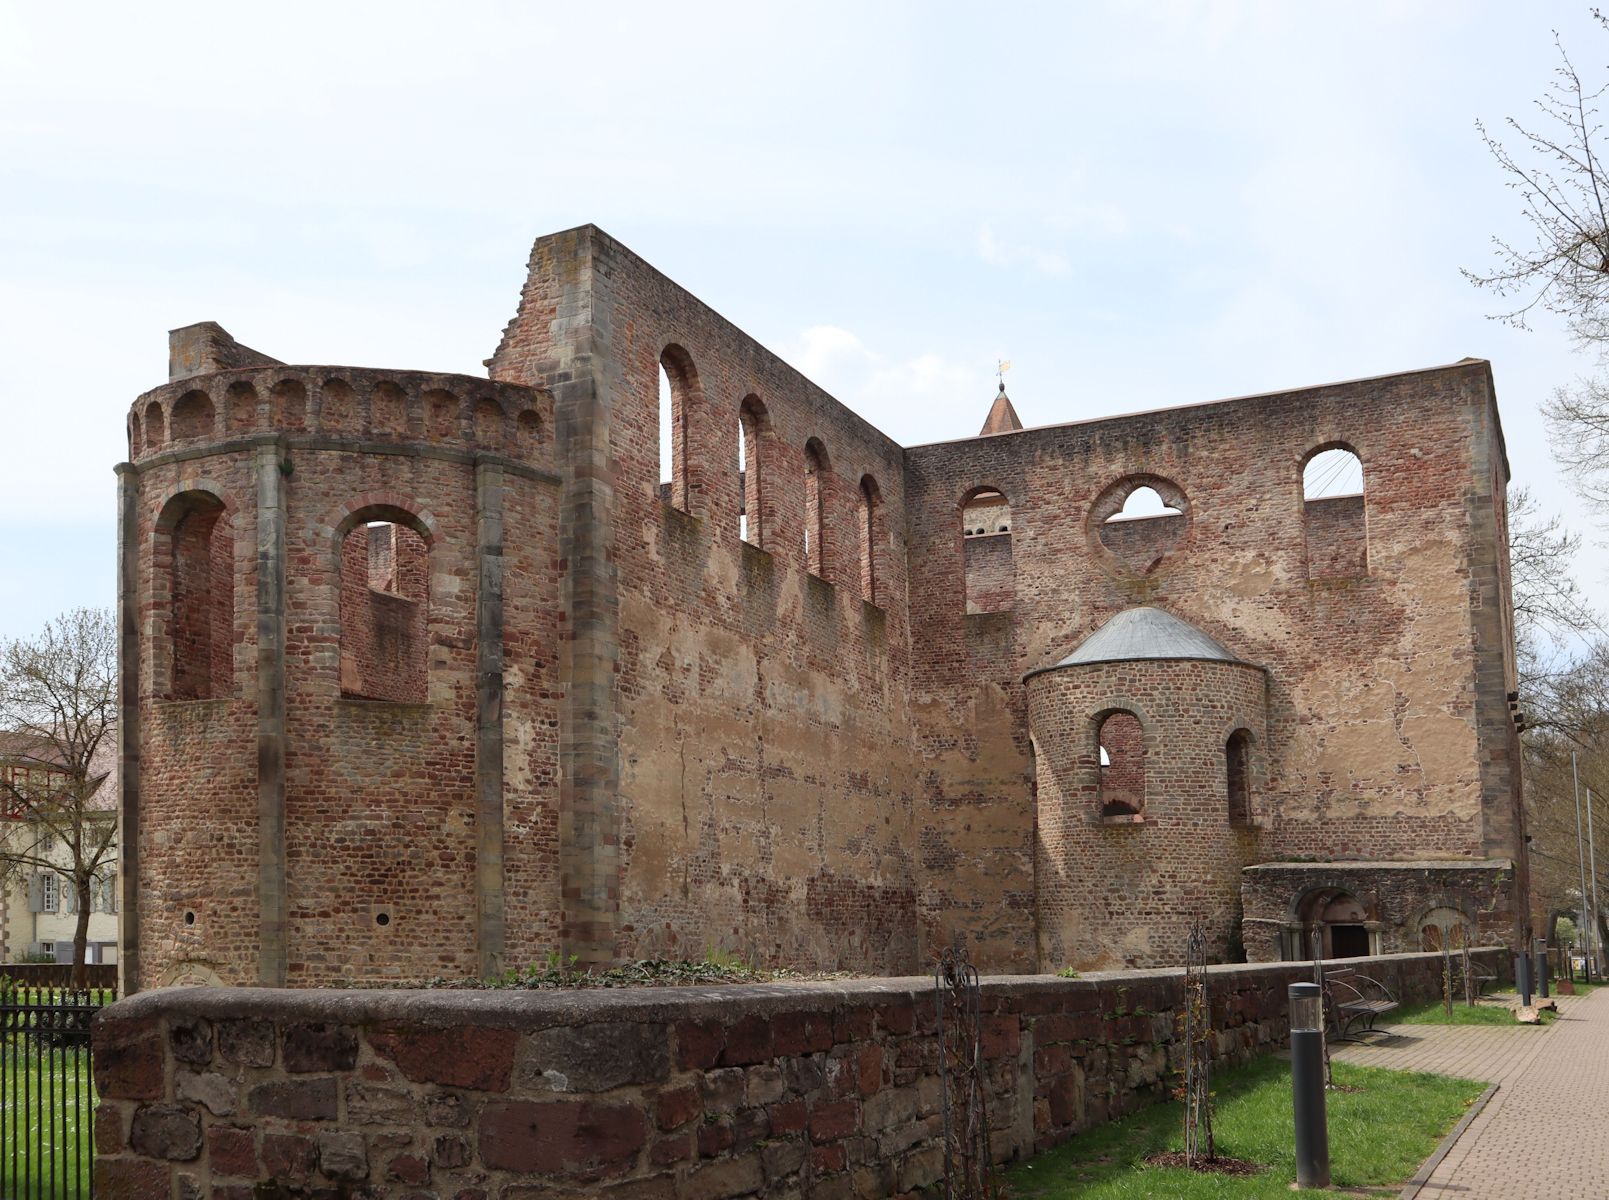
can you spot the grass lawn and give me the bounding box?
[1393,997,1556,1026]
[2,1024,98,1199]
[1005,1055,1485,1198]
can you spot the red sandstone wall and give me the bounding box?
[905,362,1516,968]
[491,228,921,972]
[93,951,1505,1198]
[128,367,559,988]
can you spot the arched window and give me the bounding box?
[157,492,233,700]
[1302,445,1366,578]
[736,397,763,547]
[1226,729,1252,825]
[170,390,215,442]
[961,487,1014,613]
[659,346,698,511]
[339,510,429,703]
[804,438,829,578]
[858,475,881,605]
[1418,906,1471,952]
[1097,712,1144,818]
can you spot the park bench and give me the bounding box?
[1322,967,1399,1040]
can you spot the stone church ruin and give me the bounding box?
[115,225,1526,990]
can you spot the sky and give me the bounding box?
[1,0,1606,645]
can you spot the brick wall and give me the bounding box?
[489,226,921,972]
[124,365,558,989]
[93,950,1505,1199]
[1030,658,1269,969]
[905,359,1521,968]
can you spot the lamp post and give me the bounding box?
[1289,982,1330,1189]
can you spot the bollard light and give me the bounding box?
[1289,982,1331,1189]
[1515,950,1532,1007]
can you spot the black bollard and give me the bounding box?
[1515,951,1532,1007]
[1534,938,1550,1000]
[1289,982,1331,1189]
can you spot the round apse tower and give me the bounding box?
[116,325,559,991]
[1027,606,1269,970]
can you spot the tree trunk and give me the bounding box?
[72,879,92,989]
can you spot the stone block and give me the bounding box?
[700,1066,747,1112]
[129,1102,202,1161]
[261,1132,318,1185]
[347,1081,417,1125]
[93,1019,165,1100]
[169,1019,213,1066]
[745,1063,786,1106]
[676,1019,726,1069]
[719,1013,775,1066]
[317,1130,369,1181]
[207,1124,258,1179]
[521,1021,669,1092]
[426,1090,471,1127]
[283,1022,359,1073]
[176,1070,236,1116]
[387,1151,430,1185]
[434,1133,472,1168]
[684,1152,764,1199]
[370,1023,518,1091]
[808,1098,858,1143]
[479,1099,647,1178]
[656,1083,701,1130]
[94,1101,127,1154]
[248,1078,339,1121]
[95,1155,172,1199]
[217,1018,276,1068]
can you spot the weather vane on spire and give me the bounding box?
[997,359,1011,390]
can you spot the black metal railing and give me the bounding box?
[1,984,115,1200]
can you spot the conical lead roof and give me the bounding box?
[979,382,1023,435]
[1054,606,1241,667]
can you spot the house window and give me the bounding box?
[40,872,59,913]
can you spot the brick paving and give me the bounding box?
[1331,986,1609,1198]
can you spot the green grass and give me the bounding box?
[1005,1056,1485,1198]
[1393,997,1556,1026]
[0,1040,96,1199]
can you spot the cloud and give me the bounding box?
[976,222,1071,275]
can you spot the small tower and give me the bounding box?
[979,380,1023,436]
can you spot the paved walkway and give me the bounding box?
[1331,987,1609,1199]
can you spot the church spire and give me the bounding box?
[979,379,1023,436]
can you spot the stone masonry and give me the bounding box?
[92,950,1502,1199]
[118,224,1527,988]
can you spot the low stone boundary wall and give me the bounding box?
[93,949,1504,1198]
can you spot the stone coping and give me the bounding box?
[102,949,1503,1031]
[1243,860,1514,872]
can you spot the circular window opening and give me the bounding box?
[1090,476,1188,575]
[375,911,392,928]
[183,910,196,926]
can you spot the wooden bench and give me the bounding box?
[1323,967,1399,1040]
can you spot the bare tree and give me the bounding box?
[0,608,118,986]
[1465,21,1609,341]
[1544,376,1609,517]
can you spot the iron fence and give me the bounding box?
[1,984,114,1200]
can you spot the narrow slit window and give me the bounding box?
[658,346,698,511]
[1226,729,1252,825]
[804,438,829,578]
[858,475,881,605]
